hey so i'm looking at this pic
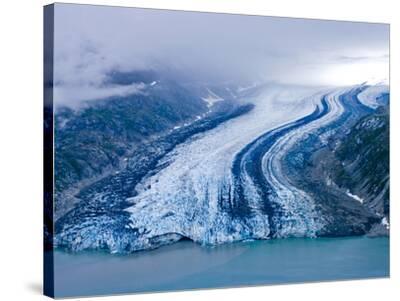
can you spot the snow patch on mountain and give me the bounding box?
[201,88,224,108]
[346,190,364,203]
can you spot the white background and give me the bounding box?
[0,0,398,300]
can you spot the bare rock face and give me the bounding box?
[332,105,389,218]
[367,223,389,237]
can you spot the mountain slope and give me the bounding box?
[54,71,226,219]
[333,105,389,218]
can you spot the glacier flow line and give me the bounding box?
[231,89,347,238]
[260,90,346,238]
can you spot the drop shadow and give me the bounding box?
[27,282,42,295]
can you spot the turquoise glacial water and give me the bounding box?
[53,236,389,298]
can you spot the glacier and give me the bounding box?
[357,84,389,109]
[123,85,348,249]
[54,83,386,253]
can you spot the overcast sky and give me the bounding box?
[53,3,389,107]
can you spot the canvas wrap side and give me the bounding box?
[43,4,55,299]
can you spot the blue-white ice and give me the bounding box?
[124,85,350,248]
[358,84,389,109]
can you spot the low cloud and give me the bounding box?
[336,54,389,62]
[54,82,146,110]
[52,4,389,108]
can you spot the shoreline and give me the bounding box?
[51,234,389,256]
[51,236,389,298]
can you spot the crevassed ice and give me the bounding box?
[125,84,328,246]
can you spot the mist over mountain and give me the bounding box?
[53,4,389,108]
